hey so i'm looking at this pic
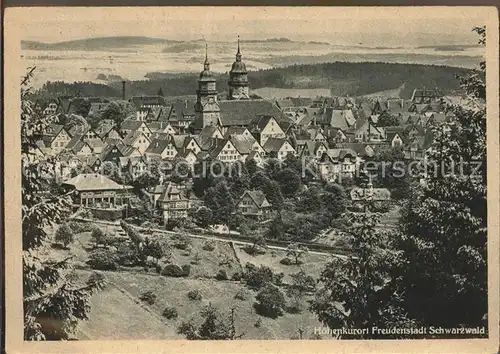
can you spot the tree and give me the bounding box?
[371,147,411,200]
[311,210,413,339]
[194,206,213,228]
[177,304,242,340]
[285,242,308,265]
[249,234,267,254]
[204,180,235,226]
[322,183,347,220]
[377,111,399,127]
[142,237,164,266]
[287,269,316,298]
[168,157,191,184]
[120,220,144,253]
[276,168,301,197]
[54,224,74,248]
[157,87,164,96]
[255,284,286,318]
[22,68,103,340]
[90,227,106,247]
[394,27,487,329]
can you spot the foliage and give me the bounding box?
[162,306,178,320]
[311,210,414,338]
[255,284,286,318]
[285,242,309,265]
[22,68,103,340]
[142,237,164,265]
[161,264,185,277]
[54,224,74,248]
[202,239,215,251]
[287,269,316,298]
[87,249,118,271]
[394,30,487,329]
[215,269,228,281]
[377,111,399,127]
[234,289,250,301]
[177,304,240,340]
[276,168,301,197]
[90,227,106,247]
[187,289,202,301]
[173,233,192,250]
[204,180,236,226]
[139,290,157,305]
[244,263,284,290]
[246,235,267,255]
[195,206,213,228]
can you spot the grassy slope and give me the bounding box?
[77,270,323,340]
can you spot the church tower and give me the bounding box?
[227,36,250,100]
[194,44,221,129]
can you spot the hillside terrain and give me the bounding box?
[37,61,472,99]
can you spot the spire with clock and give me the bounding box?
[194,43,221,129]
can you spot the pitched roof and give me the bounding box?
[145,135,172,155]
[320,109,356,129]
[218,99,292,127]
[229,136,255,155]
[263,137,288,153]
[241,190,269,208]
[146,121,178,133]
[200,125,220,138]
[63,173,131,191]
[323,148,357,160]
[123,130,147,146]
[169,100,196,120]
[158,182,186,202]
[223,126,249,138]
[120,119,143,132]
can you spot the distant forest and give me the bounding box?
[36,61,473,99]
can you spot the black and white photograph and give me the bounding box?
[3,5,499,352]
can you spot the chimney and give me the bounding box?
[122,81,126,100]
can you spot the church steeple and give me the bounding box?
[194,43,220,131]
[227,35,249,100]
[236,35,242,61]
[204,43,210,70]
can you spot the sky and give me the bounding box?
[17,7,484,47]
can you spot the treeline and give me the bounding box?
[36,61,473,99]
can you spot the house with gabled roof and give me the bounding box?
[200,125,223,139]
[318,148,358,181]
[248,115,286,146]
[34,98,63,117]
[154,182,190,223]
[119,119,153,139]
[319,108,357,130]
[144,133,176,160]
[300,140,329,160]
[208,138,242,163]
[403,132,434,160]
[123,130,151,155]
[237,190,272,219]
[262,137,296,160]
[353,115,386,142]
[42,123,72,156]
[223,126,254,140]
[146,121,178,135]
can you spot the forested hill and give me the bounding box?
[37,61,472,99]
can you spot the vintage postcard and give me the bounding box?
[3,6,499,353]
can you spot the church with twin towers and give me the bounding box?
[192,36,291,134]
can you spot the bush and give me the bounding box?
[161,264,184,277]
[181,264,191,276]
[68,221,93,233]
[244,263,284,290]
[255,284,286,318]
[54,223,74,248]
[254,318,262,328]
[215,269,228,281]
[116,245,143,267]
[187,289,202,301]
[162,306,178,320]
[231,272,243,281]
[87,249,118,270]
[234,289,249,301]
[91,227,106,247]
[279,257,295,265]
[139,290,156,305]
[174,234,191,250]
[202,240,215,251]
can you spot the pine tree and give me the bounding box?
[204,180,235,226]
[22,68,103,340]
[395,27,487,329]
